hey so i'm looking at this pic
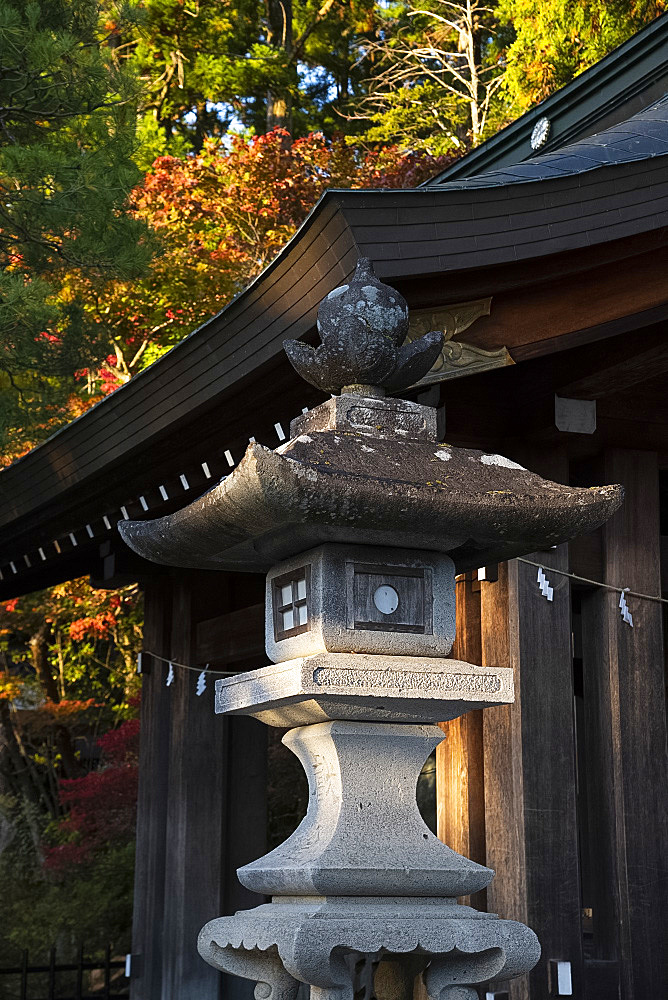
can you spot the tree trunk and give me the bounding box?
[266,0,294,133]
[0,700,48,850]
[30,626,81,779]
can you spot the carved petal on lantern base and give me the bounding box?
[198,898,540,999]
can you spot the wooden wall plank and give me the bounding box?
[222,716,268,917]
[580,449,668,999]
[131,575,172,1000]
[437,573,486,910]
[195,603,265,666]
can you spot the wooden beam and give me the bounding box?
[195,603,265,666]
[580,449,668,999]
[558,342,668,400]
[436,573,486,910]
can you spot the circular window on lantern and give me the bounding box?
[530,117,551,151]
[373,584,400,615]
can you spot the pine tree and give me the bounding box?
[115,0,380,150]
[0,0,153,450]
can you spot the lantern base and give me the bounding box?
[198,896,540,1000]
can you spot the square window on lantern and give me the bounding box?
[273,567,311,641]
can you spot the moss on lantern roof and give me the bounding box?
[119,397,623,574]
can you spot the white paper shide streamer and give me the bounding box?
[196,667,208,696]
[619,590,633,627]
[537,567,553,602]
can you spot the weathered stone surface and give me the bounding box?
[236,721,492,898]
[289,394,437,442]
[283,258,444,395]
[119,396,623,574]
[214,653,513,727]
[265,544,456,663]
[198,897,541,996]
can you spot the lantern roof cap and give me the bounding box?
[283,257,443,395]
[119,394,623,573]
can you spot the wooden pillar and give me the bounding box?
[156,571,267,1000]
[480,450,583,999]
[580,449,668,999]
[131,575,172,1000]
[436,573,486,910]
[223,715,268,916]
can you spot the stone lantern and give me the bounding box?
[121,259,623,1000]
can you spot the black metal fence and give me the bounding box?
[0,945,129,1000]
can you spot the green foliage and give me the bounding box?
[498,0,667,111]
[124,0,264,143]
[112,0,380,143]
[0,0,154,449]
[345,1,510,154]
[0,837,135,959]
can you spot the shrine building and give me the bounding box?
[1,14,668,1000]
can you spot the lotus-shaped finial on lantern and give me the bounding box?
[283,257,444,394]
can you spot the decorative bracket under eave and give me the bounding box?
[406,298,514,389]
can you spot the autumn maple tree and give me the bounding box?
[67,129,452,395]
[0,581,142,956]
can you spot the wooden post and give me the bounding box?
[159,571,267,1000]
[479,560,526,938]
[131,575,172,1000]
[482,548,583,999]
[580,449,668,999]
[131,570,269,1000]
[436,573,486,910]
[480,447,583,999]
[161,571,227,1000]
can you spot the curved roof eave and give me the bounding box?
[4,95,668,487]
[0,110,667,558]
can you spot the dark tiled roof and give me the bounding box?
[429,95,668,189]
[428,13,668,184]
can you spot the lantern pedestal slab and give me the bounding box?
[215,654,514,727]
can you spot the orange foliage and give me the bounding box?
[69,612,117,642]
